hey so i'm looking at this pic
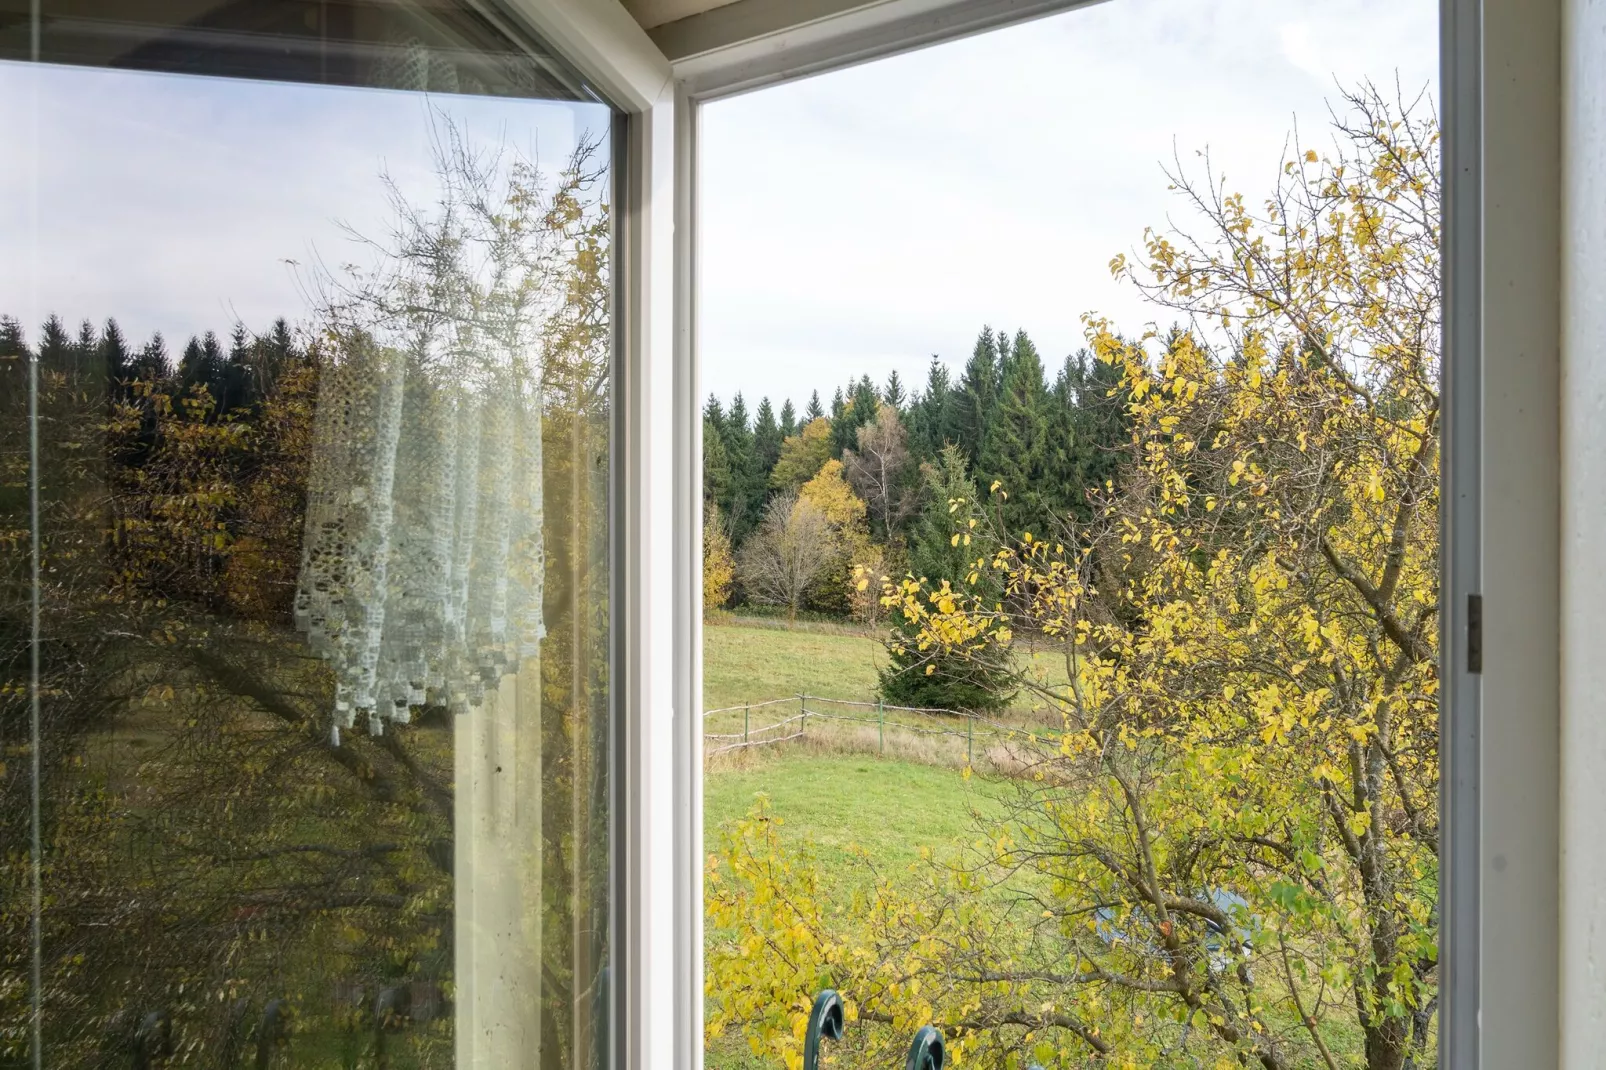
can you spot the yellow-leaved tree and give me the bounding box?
[707,85,1439,1070]
[704,503,736,615]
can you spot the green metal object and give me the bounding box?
[966,716,973,766]
[878,699,884,754]
[800,695,807,738]
[744,703,750,744]
[802,989,844,1070]
[905,1025,945,1070]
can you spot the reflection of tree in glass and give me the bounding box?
[0,120,612,1067]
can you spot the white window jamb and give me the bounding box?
[665,1,1506,1067]
[499,5,677,1069]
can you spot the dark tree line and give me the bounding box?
[704,325,1131,596]
[1,305,609,1067]
[702,325,1132,710]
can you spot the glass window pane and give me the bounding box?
[2,6,615,1066]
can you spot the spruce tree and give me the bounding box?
[779,398,798,439]
[222,322,255,413]
[909,355,961,462]
[39,315,72,374]
[1043,352,1084,523]
[752,397,782,485]
[99,319,132,399]
[703,417,731,511]
[832,375,880,457]
[978,329,1052,536]
[1068,347,1131,507]
[883,369,907,411]
[721,393,763,541]
[134,333,171,383]
[0,316,27,359]
[179,331,227,400]
[955,326,1001,470]
[71,320,100,381]
[263,318,297,374]
[805,390,824,422]
[179,336,207,389]
[879,445,1014,712]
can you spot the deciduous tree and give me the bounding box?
[843,402,916,542]
[708,84,1441,1070]
[737,491,837,622]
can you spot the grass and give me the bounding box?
[704,754,999,899]
[704,617,1075,714]
[704,618,883,714]
[703,754,994,1070]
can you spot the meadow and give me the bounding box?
[700,616,1377,1069]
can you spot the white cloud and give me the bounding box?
[699,0,1437,409]
[0,61,606,349]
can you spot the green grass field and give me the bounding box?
[704,754,995,897]
[703,617,884,713]
[704,616,1074,714]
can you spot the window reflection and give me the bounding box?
[0,9,614,1066]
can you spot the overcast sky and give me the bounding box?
[2,0,1434,408]
[699,0,1437,412]
[0,63,607,349]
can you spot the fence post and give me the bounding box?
[967,716,973,767]
[743,703,750,745]
[799,694,807,738]
[878,698,884,755]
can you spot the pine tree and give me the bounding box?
[779,398,798,439]
[978,330,1052,536]
[955,326,1002,470]
[805,390,824,422]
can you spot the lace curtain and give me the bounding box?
[293,336,545,743]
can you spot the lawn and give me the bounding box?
[703,616,1074,715]
[704,754,998,898]
[703,617,884,713]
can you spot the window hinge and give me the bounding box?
[1467,593,1483,674]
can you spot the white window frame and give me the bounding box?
[522,0,1569,1065]
[499,6,678,1068]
